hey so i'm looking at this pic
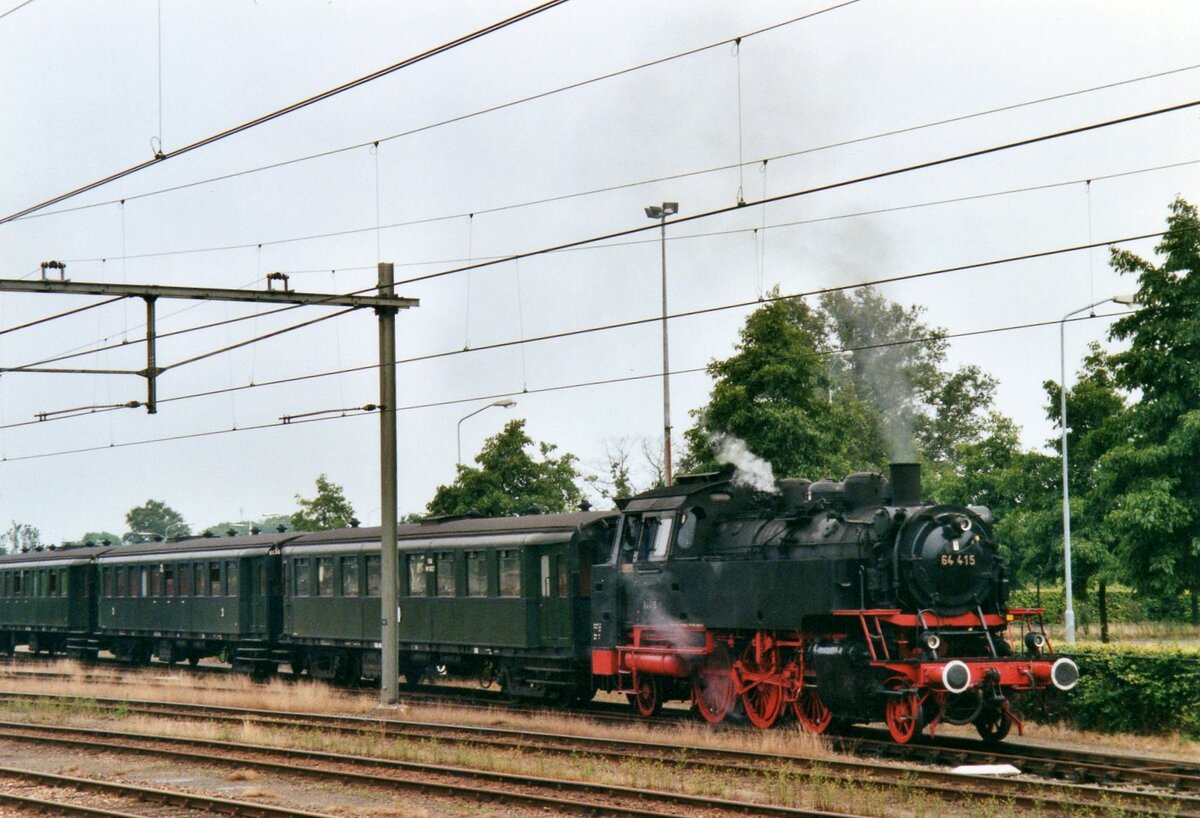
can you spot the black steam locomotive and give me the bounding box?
[0,462,1074,744]
[589,462,1078,743]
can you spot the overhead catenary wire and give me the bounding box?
[4,228,1167,432]
[390,97,1200,287]
[50,62,1200,266]
[0,308,1137,462]
[0,0,35,22]
[15,0,865,226]
[0,296,123,337]
[0,0,572,225]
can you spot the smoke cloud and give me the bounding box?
[711,434,777,492]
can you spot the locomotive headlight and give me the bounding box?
[921,632,942,652]
[1050,657,1080,691]
[942,660,971,694]
[959,517,972,532]
[1023,632,1047,654]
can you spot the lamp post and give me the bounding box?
[645,201,679,486]
[1059,293,1137,643]
[457,399,517,467]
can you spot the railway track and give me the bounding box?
[5,660,1198,800]
[0,764,337,818]
[0,691,1194,817]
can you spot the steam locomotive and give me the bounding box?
[0,462,1075,744]
[589,462,1078,743]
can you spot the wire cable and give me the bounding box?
[3,227,1165,430]
[0,0,34,21]
[16,0,863,226]
[0,308,1137,463]
[0,296,123,337]
[0,0,571,225]
[48,62,1200,263]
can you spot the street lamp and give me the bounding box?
[1059,293,1137,643]
[645,201,679,485]
[457,399,517,467]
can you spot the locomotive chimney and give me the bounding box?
[889,462,921,506]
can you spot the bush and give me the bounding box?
[1008,585,1192,625]
[1036,644,1200,738]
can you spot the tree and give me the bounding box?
[1,521,41,553]
[1043,343,1129,640]
[682,291,877,479]
[427,419,583,517]
[821,287,1002,475]
[291,474,357,531]
[79,530,121,547]
[124,500,188,542]
[1101,196,1200,622]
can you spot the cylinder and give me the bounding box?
[623,652,691,678]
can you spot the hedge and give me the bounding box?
[1029,644,1200,738]
[1008,586,1191,625]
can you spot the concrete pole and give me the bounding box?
[378,261,399,703]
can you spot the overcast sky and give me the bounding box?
[2,0,1198,543]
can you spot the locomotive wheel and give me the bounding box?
[693,643,735,724]
[739,644,782,730]
[793,686,833,734]
[885,685,922,744]
[974,707,1013,743]
[627,675,662,718]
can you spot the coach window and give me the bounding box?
[317,557,334,597]
[225,561,238,596]
[164,565,175,596]
[179,564,191,595]
[294,558,310,596]
[406,554,425,596]
[435,552,455,596]
[366,555,381,596]
[193,564,205,596]
[115,568,127,597]
[140,567,150,598]
[341,557,360,597]
[204,562,218,596]
[47,570,58,596]
[498,550,521,598]
[466,551,487,597]
[540,555,554,597]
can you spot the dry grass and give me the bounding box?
[3,661,1199,815]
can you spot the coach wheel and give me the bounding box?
[884,683,922,744]
[974,707,1012,743]
[794,686,833,734]
[739,643,782,730]
[188,655,201,669]
[693,643,735,724]
[628,675,661,718]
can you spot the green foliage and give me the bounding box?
[682,291,878,478]
[124,500,188,542]
[1049,644,1200,738]
[1101,197,1200,604]
[291,474,357,531]
[427,419,583,517]
[1008,585,1191,624]
[79,531,120,547]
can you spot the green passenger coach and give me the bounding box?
[95,532,296,670]
[281,511,617,697]
[0,544,110,657]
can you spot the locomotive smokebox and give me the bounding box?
[889,462,922,506]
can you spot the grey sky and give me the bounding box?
[2,0,1197,542]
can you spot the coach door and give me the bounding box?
[536,543,571,647]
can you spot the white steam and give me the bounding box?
[711,434,777,492]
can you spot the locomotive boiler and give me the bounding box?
[589,462,1078,743]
